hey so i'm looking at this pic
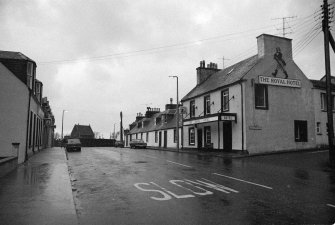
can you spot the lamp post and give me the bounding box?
[169,76,179,152]
[61,110,67,140]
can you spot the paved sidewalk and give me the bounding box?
[0,147,77,225]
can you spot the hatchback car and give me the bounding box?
[129,139,147,149]
[66,138,82,152]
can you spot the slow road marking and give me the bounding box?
[166,160,192,168]
[213,173,273,190]
[134,178,238,201]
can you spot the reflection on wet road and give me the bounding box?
[67,147,335,225]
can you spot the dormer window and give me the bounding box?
[27,62,34,89]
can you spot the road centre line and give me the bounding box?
[166,160,192,168]
[213,173,273,190]
[327,203,335,208]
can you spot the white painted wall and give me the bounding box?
[0,63,29,163]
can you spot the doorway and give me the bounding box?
[163,131,167,148]
[197,128,202,149]
[159,131,162,147]
[222,122,232,151]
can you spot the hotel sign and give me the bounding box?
[183,116,218,126]
[259,76,301,88]
[221,115,236,121]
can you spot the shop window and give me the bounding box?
[221,89,229,112]
[204,126,211,144]
[189,128,195,145]
[255,84,268,109]
[204,95,211,115]
[295,120,308,142]
[190,100,195,118]
[316,122,321,135]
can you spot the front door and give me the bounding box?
[164,131,167,148]
[197,129,202,149]
[222,122,232,151]
[159,131,162,147]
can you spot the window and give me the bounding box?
[321,93,326,111]
[221,89,229,112]
[204,126,211,144]
[189,128,195,145]
[146,132,149,142]
[190,100,195,118]
[155,131,158,143]
[320,93,335,111]
[204,96,211,115]
[130,135,132,141]
[141,133,143,140]
[295,120,308,142]
[173,129,176,143]
[27,62,34,89]
[136,133,138,139]
[316,122,321,135]
[255,84,268,109]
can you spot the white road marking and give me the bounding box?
[150,182,195,199]
[308,150,328,154]
[143,155,157,159]
[213,173,273,190]
[166,160,192,168]
[327,203,335,208]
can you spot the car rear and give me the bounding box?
[66,138,82,152]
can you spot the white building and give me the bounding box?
[0,51,55,163]
[181,34,317,154]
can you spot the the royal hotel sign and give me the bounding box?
[259,75,301,88]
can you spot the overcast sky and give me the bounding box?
[0,0,333,138]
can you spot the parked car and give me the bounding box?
[66,138,82,152]
[129,139,147,149]
[115,141,124,148]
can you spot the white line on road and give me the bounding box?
[308,150,328,154]
[327,204,335,208]
[213,173,273,190]
[166,160,192,168]
[143,155,157,159]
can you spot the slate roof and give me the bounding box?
[129,109,181,134]
[181,55,259,101]
[71,124,94,138]
[0,50,35,62]
[310,79,335,91]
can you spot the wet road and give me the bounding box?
[67,147,335,225]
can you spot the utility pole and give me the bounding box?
[169,76,179,152]
[323,0,335,168]
[272,16,296,37]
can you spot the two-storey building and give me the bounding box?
[0,51,55,163]
[181,34,316,154]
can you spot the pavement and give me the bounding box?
[0,147,77,225]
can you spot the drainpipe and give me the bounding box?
[240,82,244,151]
[25,90,32,162]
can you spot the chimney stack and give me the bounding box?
[257,34,292,59]
[196,60,220,85]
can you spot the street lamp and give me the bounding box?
[61,110,68,140]
[169,76,179,152]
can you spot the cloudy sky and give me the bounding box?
[0,0,333,138]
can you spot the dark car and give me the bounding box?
[129,139,147,149]
[115,141,124,148]
[66,138,82,152]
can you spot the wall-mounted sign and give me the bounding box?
[183,116,218,126]
[221,115,236,121]
[259,76,301,88]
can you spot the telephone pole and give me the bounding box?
[322,0,335,167]
[272,16,296,37]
